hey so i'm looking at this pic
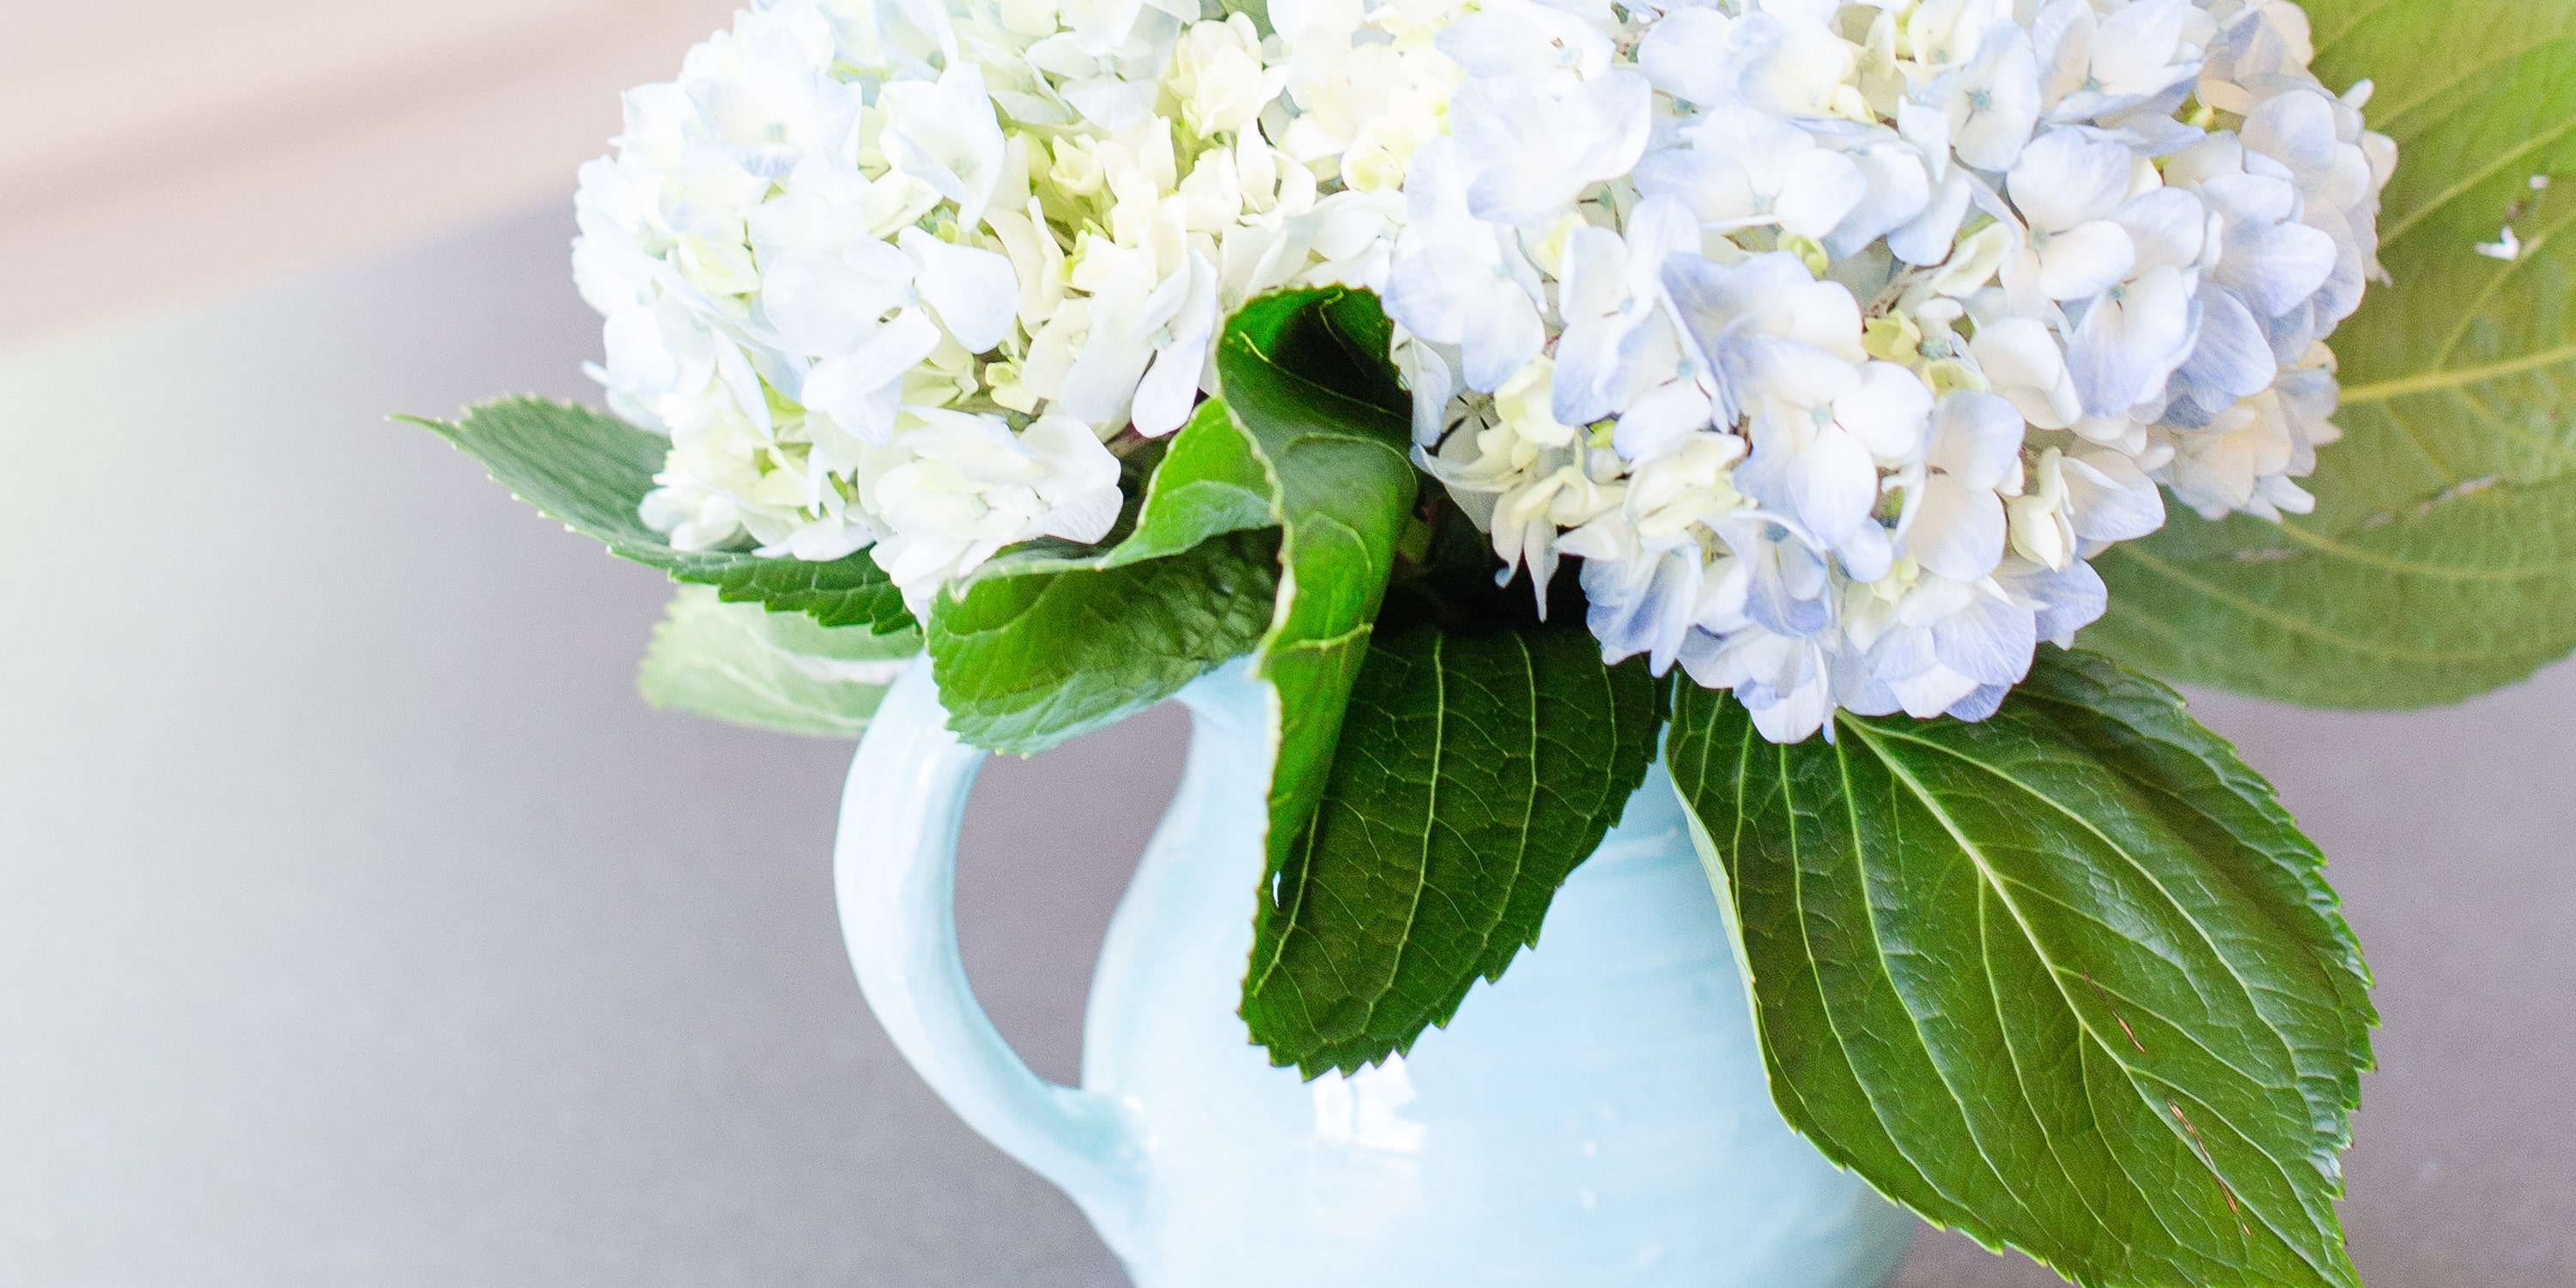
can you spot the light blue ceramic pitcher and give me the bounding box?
[835,656,1915,1286]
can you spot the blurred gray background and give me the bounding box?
[0,205,2567,1287]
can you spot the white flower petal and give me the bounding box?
[1733,11,1859,118]
[2033,219,2136,301]
[1888,171,1975,266]
[1459,288,1547,392]
[1928,389,2026,489]
[2008,127,2134,231]
[2061,449,2166,543]
[1131,254,1221,436]
[1664,252,1867,419]
[1949,24,2043,171]
[1397,337,1459,447]
[1613,378,1716,460]
[2216,211,2339,317]
[1057,323,1156,429]
[897,228,1019,353]
[1623,195,1703,275]
[762,249,907,355]
[804,309,943,440]
[1437,0,1615,82]
[2111,185,2206,277]
[1019,413,1124,542]
[1454,72,1653,227]
[2002,555,2105,647]
[1382,244,1481,347]
[1891,664,1984,720]
[1637,8,1738,105]
[1968,317,2082,429]
[1742,335,1864,409]
[1777,147,1874,240]
[878,64,1007,228]
[1911,476,2008,580]
[1633,148,1763,227]
[1834,361,1935,461]
[1746,679,1832,743]
[2067,264,2195,415]
[1823,140,1933,259]
[1759,418,1877,546]
[2174,283,2278,408]
[1930,585,2037,686]
[2088,0,2193,98]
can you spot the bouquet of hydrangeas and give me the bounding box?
[414,0,2576,1282]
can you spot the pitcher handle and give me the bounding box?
[834,656,1142,1240]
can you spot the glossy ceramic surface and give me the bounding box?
[836,657,1915,1286]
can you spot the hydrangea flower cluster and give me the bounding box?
[575,0,2392,743]
[574,0,1450,593]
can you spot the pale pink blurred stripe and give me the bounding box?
[0,0,738,345]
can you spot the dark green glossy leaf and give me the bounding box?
[639,586,917,738]
[1245,619,1667,1076]
[927,400,1282,754]
[1667,650,2373,1288]
[932,284,1411,762]
[928,529,1281,754]
[2090,2,2576,703]
[1214,288,1422,969]
[404,397,912,631]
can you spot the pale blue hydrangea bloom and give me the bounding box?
[1392,0,2392,740]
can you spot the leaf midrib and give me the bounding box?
[2352,32,2576,137]
[1859,722,2307,1096]
[2378,99,2576,247]
[1499,634,1545,963]
[1833,720,2202,1272]
[1382,631,1448,1036]
[1850,722,2343,1285]
[2112,549,2576,660]
[1849,720,2153,1081]
[1862,735,2302,1276]
[2426,187,2576,368]
[2336,340,2576,404]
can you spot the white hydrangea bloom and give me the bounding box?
[576,0,1466,608]
[581,0,2391,740]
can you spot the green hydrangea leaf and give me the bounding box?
[926,527,1282,756]
[1214,287,1423,972]
[925,401,1283,755]
[1244,619,1668,1077]
[404,396,913,632]
[2089,2,2576,703]
[1667,649,2373,1288]
[640,586,918,738]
